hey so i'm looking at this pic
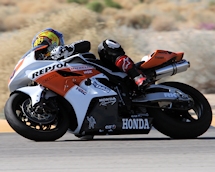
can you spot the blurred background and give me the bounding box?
[0,0,215,113]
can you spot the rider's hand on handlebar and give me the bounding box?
[50,45,74,60]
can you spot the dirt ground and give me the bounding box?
[1,94,215,133]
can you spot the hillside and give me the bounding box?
[0,0,215,111]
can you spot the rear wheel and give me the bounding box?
[149,82,212,139]
[4,92,69,141]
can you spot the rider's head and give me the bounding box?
[32,28,64,55]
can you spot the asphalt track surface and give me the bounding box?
[1,94,215,172]
[1,127,215,172]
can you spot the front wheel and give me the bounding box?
[149,82,212,139]
[4,92,69,141]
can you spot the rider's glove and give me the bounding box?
[50,46,64,60]
[64,44,75,52]
[50,44,74,60]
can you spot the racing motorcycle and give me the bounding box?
[4,47,212,141]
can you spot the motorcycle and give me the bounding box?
[4,47,212,141]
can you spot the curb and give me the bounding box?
[0,119,14,133]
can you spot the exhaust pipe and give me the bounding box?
[155,60,190,80]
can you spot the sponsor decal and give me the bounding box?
[155,56,164,59]
[122,118,150,130]
[131,113,149,118]
[164,93,178,98]
[105,124,116,130]
[32,62,67,79]
[99,129,104,133]
[122,57,132,72]
[99,97,116,106]
[40,74,58,84]
[87,116,96,129]
[76,86,87,95]
[70,65,94,71]
[93,81,110,93]
[105,124,116,132]
[84,70,93,74]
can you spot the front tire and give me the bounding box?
[149,82,212,139]
[4,92,69,141]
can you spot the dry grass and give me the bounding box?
[0,0,215,31]
[0,0,215,112]
[0,0,17,6]
[150,16,178,31]
[114,0,140,9]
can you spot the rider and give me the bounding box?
[32,28,149,90]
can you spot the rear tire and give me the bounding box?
[149,82,212,139]
[4,92,69,141]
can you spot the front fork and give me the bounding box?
[16,85,57,106]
